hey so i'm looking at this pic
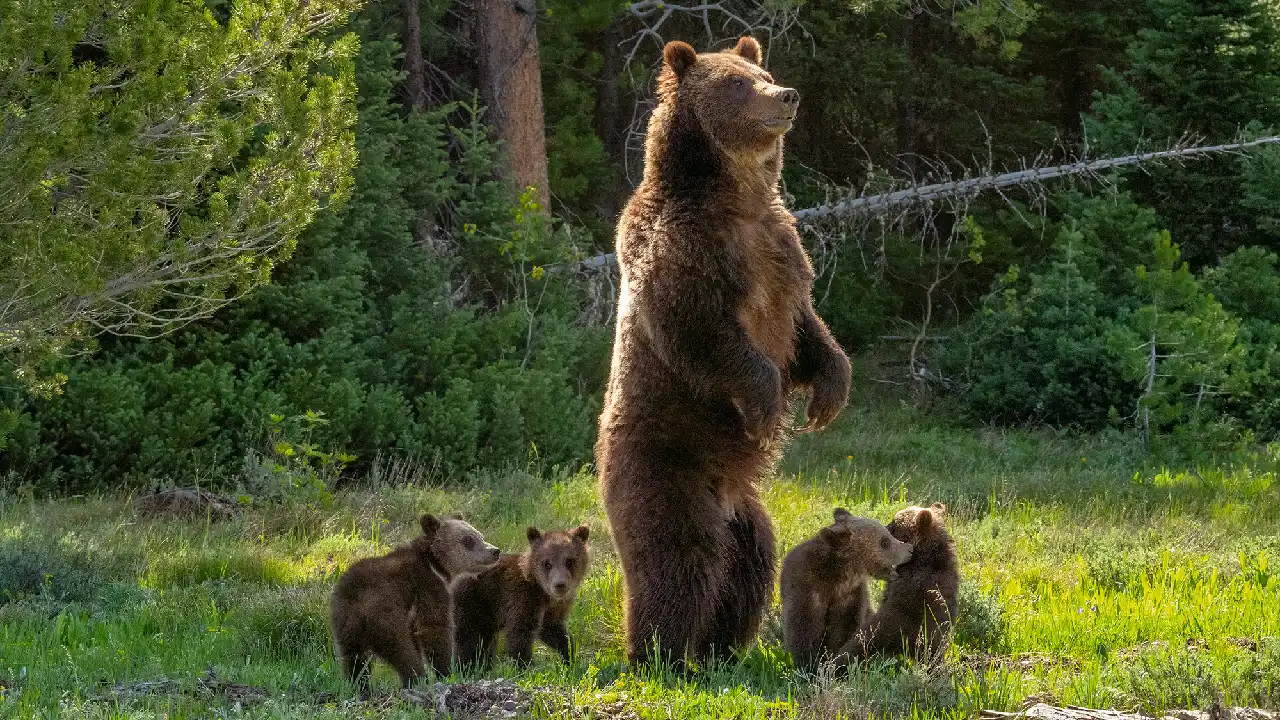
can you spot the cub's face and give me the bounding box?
[662,36,800,155]
[526,525,590,600]
[885,503,947,547]
[822,508,913,580]
[421,513,501,578]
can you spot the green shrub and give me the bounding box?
[0,540,103,607]
[954,582,1008,652]
[0,19,608,493]
[940,255,1133,427]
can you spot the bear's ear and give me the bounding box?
[731,36,763,66]
[571,525,590,542]
[420,514,441,536]
[449,511,466,521]
[832,507,852,523]
[819,523,850,544]
[930,502,947,515]
[916,508,934,532]
[664,41,697,79]
[526,526,543,544]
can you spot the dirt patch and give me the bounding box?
[404,678,531,719]
[1226,636,1275,652]
[134,488,240,521]
[94,670,268,706]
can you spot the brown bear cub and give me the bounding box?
[329,514,499,694]
[781,508,913,670]
[855,503,960,662]
[596,34,852,667]
[453,524,590,665]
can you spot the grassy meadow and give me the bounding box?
[1,398,1278,718]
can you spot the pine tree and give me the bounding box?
[1087,0,1280,264]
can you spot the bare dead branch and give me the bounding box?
[575,135,1280,271]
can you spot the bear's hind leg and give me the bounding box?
[706,496,776,659]
[622,531,728,668]
[340,647,374,697]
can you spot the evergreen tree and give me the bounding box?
[1087,0,1280,263]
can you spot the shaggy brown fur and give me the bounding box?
[596,35,852,666]
[853,504,960,662]
[329,514,499,694]
[453,525,590,665]
[780,508,913,670]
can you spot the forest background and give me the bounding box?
[7,0,1280,490]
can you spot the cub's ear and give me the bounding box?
[449,511,466,521]
[571,525,590,542]
[420,514,441,536]
[732,36,763,65]
[664,41,697,78]
[527,526,544,544]
[930,502,947,515]
[819,523,850,544]
[917,508,934,532]
[832,507,852,523]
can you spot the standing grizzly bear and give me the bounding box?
[329,514,499,694]
[781,508,913,670]
[853,503,960,662]
[453,524,590,665]
[596,35,852,665]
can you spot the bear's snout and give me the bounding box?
[488,546,501,561]
[776,87,800,108]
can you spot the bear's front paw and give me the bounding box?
[739,372,785,449]
[801,352,851,432]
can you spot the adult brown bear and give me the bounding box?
[596,35,852,666]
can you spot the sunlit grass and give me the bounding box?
[1,401,1277,718]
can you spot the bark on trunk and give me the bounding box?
[402,0,428,111]
[475,0,551,210]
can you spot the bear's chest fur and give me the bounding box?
[731,210,813,374]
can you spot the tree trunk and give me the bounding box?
[402,0,428,111]
[474,0,551,210]
[594,13,630,216]
[896,14,920,177]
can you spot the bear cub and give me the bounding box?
[781,508,913,670]
[857,503,960,662]
[330,513,499,693]
[454,524,590,665]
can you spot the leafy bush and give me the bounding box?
[0,16,608,493]
[1204,247,1280,439]
[940,253,1133,428]
[942,193,1259,448]
[0,540,103,607]
[954,582,1008,652]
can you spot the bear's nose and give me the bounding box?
[489,547,501,560]
[554,581,568,593]
[778,88,800,107]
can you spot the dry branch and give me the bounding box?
[795,136,1280,223]
[575,135,1280,271]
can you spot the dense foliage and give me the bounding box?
[0,8,607,491]
[4,0,1280,491]
[0,0,361,380]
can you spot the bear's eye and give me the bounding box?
[880,537,890,550]
[731,77,747,90]
[463,536,475,550]
[564,558,575,571]
[543,560,553,572]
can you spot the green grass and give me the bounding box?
[1,400,1278,718]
